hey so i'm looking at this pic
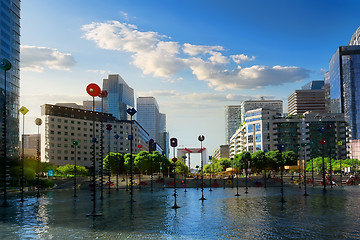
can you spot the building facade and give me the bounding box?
[40,104,150,167]
[225,105,241,144]
[213,145,230,159]
[0,0,21,157]
[102,74,134,120]
[240,99,283,123]
[327,44,360,159]
[136,96,161,143]
[288,89,326,115]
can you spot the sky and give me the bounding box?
[20,0,360,160]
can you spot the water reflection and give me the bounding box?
[0,187,360,239]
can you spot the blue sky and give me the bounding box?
[20,0,360,160]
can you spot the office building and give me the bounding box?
[136,96,160,142]
[40,104,151,167]
[288,81,326,115]
[213,145,229,159]
[240,99,283,123]
[225,105,241,144]
[0,0,21,157]
[327,29,360,159]
[102,74,134,120]
[349,26,360,46]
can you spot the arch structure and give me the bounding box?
[177,147,208,172]
[349,26,360,46]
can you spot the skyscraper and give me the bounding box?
[136,97,164,146]
[0,0,20,157]
[288,81,326,115]
[225,105,241,144]
[102,74,134,120]
[240,99,283,123]
[327,27,360,159]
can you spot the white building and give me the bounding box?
[40,104,150,167]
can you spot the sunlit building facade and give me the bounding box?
[0,0,21,157]
[225,105,241,144]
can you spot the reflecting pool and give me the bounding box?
[1,186,360,239]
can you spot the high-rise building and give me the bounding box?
[327,28,360,159]
[0,0,20,157]
[40,104,151,167]
[288,81,326,115]
[349,26,360,46]
[225,105,241,144]
[136,97,160,143]
[240,99,283,123]
[102,74,134,120]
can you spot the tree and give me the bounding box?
[134,151,152,173]
[282,151,297,166]
[103,152,125,173]
[265,150,282,170]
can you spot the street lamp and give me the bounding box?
[235,156,240,197]
[72,140,79,198]
[106,124,112,194]
[86,83,102,217]
[149,139,156,192]
[198,135,206,201]
[127,107,137,203]
[196,165,199,190]
[19,106,29,202]
[320,138,327,192]
[301,143,309,196]
[170,137,180,209]
[114,134,120,191]
[35,118,42,198]
[1,58,11,207]
[245,158,249,194]
[182,155,187,192]
[209,155,212,192]
[99,90,108,199]
[277,143,286,203]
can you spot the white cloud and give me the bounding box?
[86,69,108,75]
[137,89,179,97]
[230,54,255,64]
[82,20,309,90]
[20,45,76,72]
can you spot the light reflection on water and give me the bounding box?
[1,187,360,239]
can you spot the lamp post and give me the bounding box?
[19,106,29,202]
[297,146,302,189]
[209,155,212,192]
[196,165,199,190]
[277,143,286,203]
[320,138,327,192]
[86,83,102,217]
[301,143,309,196]
[198,135,206,201]
[114,134,120,191]
[126,107,137,203]
[99,90,107,199]
[245,158,249,194]
[149,139,155,192]
[1,58,11,207]
[35,118,42,198]
[72,140,79,198]
[182,155,187,192]
[170,137,180,209]
[235,156,240,197]
[106,124,112,194]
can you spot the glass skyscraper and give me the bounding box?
[102,74,134,120]
[0,0,20,157]
[136,97,160,143]
[225,105,241,144]
[327,26,360,159]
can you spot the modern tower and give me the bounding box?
[225,105,241,144]
[0,0,20,157]
[288,81,326,115]
[102,74,134,120]
[136,97,161,144]
[326,26,360,159]
[240,99,283,123]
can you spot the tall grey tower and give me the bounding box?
[136,97,161,143]
[0,0,20,157]
[102,74,134,120]
[225,105,241,144]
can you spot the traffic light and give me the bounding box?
[170,138,178,147]
[149,139,156,152]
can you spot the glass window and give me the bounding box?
[248,124,253,132]
[255,123,261,131]
[256,134,261,142]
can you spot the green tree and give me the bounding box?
[265,150,282,170]
[282,151,297,166]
